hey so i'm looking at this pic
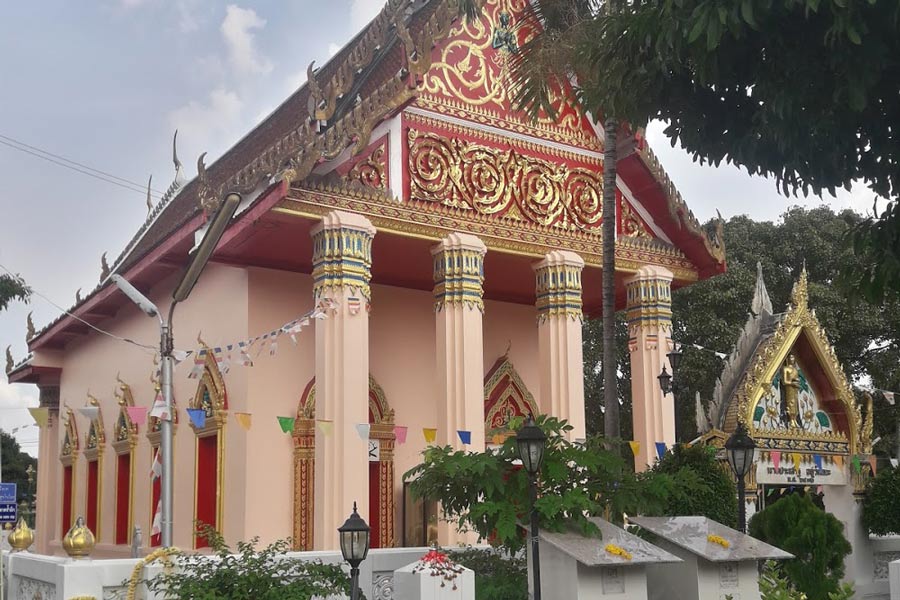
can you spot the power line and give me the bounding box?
[0,137,163,200]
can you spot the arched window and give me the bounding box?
[60,408,78,537]
[190,348,227,548]
[83,395,106,540]
[112,378,138,546]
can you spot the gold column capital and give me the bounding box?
[533,250,584,322]
[311,210,377,301]
[431,232,487,312]
[625,265,674,332]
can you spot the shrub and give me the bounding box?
[749,494,851,600]
[649,443,738,528]
[757,561,854,600]
[862,464,900,535]
[145,526,351,600]
[452,548,527,600]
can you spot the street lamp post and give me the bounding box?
[725,422,757,532]
[658,344,683,440]
[112,193,241,547]
[338,502,371,600]
[517,416,547,600]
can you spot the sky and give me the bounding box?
[0,0,880,457]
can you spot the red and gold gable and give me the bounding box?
[414,0,601,151]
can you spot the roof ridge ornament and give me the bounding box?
[146,175,154,215]
[751,262,773,317]
[5,346,13,374]
[789,265,809,311]
[26,311,35,341]
[173,130,186,188]
[100,252,110,282]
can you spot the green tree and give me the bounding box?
[650,444,737,528]
[862,465,900,536]
[749,493,852,600]
[1,431,37,504]
[0,273,30,313]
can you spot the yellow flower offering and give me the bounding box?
[604,543,633,560]
[707,534,730,548]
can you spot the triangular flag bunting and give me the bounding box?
[78,406,100,421]
[884,391,895,405]
[791,453,802,473]
[126,406,148,426]
[316,420,334,436]
[655,442,667,459]
[187,408,206,429]
[813,454,823,470]
[457,430,472,445]
[277,416,295,433]
[355,423,371,441]
[27,407,49,428]
[150,449,162,481]
[852,454,862,473]
[394,425,408,445]
[423,428,437,443]
[869,454,878,476]
[771,451,781,471]
[891,458,899,469]
[234,412,252,431]
[834,455,843,467]
[149,394,168,420]
[628,441,640,457]
[151,499,162,536]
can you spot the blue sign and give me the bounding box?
[0,503,16,523]
[0,483,15,503]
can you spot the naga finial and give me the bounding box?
[100,252,110,281]
[197,330,208,348]
[5,346,13,373]
[26,311,35,340]
[75,288,82,303]
[173,130,186,188]
[146,175,154,215]
[196,153,219,214]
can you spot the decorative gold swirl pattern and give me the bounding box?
[621,198,652,239]
[408,129,603,230]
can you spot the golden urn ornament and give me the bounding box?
[62,516,95,558]
[8,516,34,551]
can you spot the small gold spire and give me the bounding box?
[26,311,35,340]
[8,516,34,552]
[62,516,96,558]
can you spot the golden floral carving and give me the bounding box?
[346,144,387,191]
[621,198,651,239]
[408,129,603,230]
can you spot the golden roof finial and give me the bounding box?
[197,330,208,348]
[100,252,110,281]
[5,346,13,373]
[789,267,809,311]
[26,311,35,340]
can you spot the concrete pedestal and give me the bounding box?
[394,558,475,600]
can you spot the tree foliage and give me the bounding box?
[749,493,852,600]
[404,416,700,551]
[0,273,29,313]
[452,548,527,600]
[0,432,37,504]
[650,444,738,528]
[862,465,900,536]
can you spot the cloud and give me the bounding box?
[120,0,151,7]
[167,87,244,156]
[221,5,273,76]
[350,0,384,31]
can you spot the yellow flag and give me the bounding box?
[234,412,251,431]
[316,420,334,436]
[423,428,437,443]
[628,441,640,457]
[834,455,844,467]
[792,453,802,473]
[28,407,49,428]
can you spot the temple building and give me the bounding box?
[6,0,724,556]
[697,265,879,592]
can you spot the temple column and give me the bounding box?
[626,265,675,471]
[533,251,586,440]
[34,403,59,553]
[311,211,376,550]
[432,233,487,452]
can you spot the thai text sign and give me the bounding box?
[756,456,847,486]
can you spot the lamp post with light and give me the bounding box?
[517,416,547,600]
[338,502,371,600]
[112,193,241,547]
[725,422,757,532]
[657,344,683,441]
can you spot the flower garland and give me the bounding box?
[604,543,633,560]
[707,534,730,548]
[412,548,465,590]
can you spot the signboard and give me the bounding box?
[368,440,380,462]
[0,483,16,503]
[756,456,847,486]
[0,502,17,523]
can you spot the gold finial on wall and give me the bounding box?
[62,516,96,559]
[8,516,34,552]
[26,311,35,340]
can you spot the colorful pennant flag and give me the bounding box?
[834,455,844,467]
[771,451,781,471]
[813,454,823,470]
[151,499,162,536]
[884,391,896,405]
[869,455,878,476]
[187,408,206,429]
[150,449,162,481]
[628,441,640,457]
[277,416,295,433]
[149,394,169,421]
[356,423,371,441]
[78,406,100,421]
[457,430,472,445]
[852,454,862,473]
[791,453,802,474]
[423,428,437,443]
[655,442,667,459]
[394,425,408,445]
[234,413,252,431]
[126,406,148,426]
[188,355,205,379]
[316,420,334,436]
[891,458,899,469]
[27,407,49,428]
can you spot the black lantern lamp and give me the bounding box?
[657,366,673,396]
[666,344,683,373]
[338,502,371,600]
[517,416,547,600]
[725,422,757,532]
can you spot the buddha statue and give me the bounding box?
[781,354,802,429]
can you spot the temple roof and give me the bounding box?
[25,0,725,352]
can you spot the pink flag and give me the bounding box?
[771,451,781,471]
[869,454,878,476]
[394,425,408,445]
[126,406,148,426]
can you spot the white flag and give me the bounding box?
[891,458,898,468]
[78,406,100,421]
[150,449,162,481]
[151,500,162,536]
[884,391,895,405]
[149,395,169,421]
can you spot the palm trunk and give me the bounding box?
[602,117,619,440]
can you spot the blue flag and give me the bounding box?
[655,442,667,459]
[458,430,472,445]
[813,454,823,470]
[187,408,206,429]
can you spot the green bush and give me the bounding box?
[649,444,738,528]
[862,464,900,535]
[749,494,851,600]
[757,561,854,600]
[452,548,527,600]
[145,526,351,600]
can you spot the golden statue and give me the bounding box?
[781,354,802,429]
